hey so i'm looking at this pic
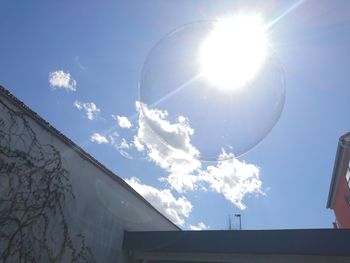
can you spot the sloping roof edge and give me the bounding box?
[0,85,180,231]
[327,132,350,208]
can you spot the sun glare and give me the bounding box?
[199,15,269,91]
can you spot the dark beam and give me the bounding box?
[123,229,350,256]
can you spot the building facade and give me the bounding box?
[327,132,350,228]
[0,86,178,262]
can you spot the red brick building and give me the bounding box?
[327,132,350,228]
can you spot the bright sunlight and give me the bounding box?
[199,14,269,91]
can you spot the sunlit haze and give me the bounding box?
[1,0,347,233]
[200,15,269,91]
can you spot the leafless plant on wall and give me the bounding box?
[0,99,95,262]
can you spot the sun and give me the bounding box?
[199,15,269,91]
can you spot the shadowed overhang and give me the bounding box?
[123,229,350,263]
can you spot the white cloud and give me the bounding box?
[74,100,100,120]
[159,173,201,193]
[162,151,263,210]
[133,102,201,177]
[188,222,209,230]
[113,115,132,129]
[49,70,77,91]
[133,101,263,211]
[73,101,82,110]
[125,177,192,226]
[200,151,263,210]
[133,137,145,151]
[90,133,108,144]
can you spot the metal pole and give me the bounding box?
[234,214,242,230]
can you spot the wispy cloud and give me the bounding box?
[115,138,133,159]
[113,115,132,129]
[74,56,86,70]
[188,222,209,230]
[89,130,133,159]
[74,100,100,120]
[49,70,77,91]
[118,138,130,149]
[90,133,109,144]
[125,177,192,226]
[119,150,133,159]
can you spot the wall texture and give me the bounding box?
[0,90,178,263]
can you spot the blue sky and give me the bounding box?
[1,0,350,230]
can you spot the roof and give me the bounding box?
[327,132,350,208]
[0,85,180,230]
[123,229,350,262]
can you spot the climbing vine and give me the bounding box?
[0,98,95,262]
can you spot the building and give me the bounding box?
[0,85,178,262]
[327,132,350,228]
[1,85,350,263]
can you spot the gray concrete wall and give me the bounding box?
[0,91,178,263]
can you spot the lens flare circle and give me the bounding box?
[139,18,285,162]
